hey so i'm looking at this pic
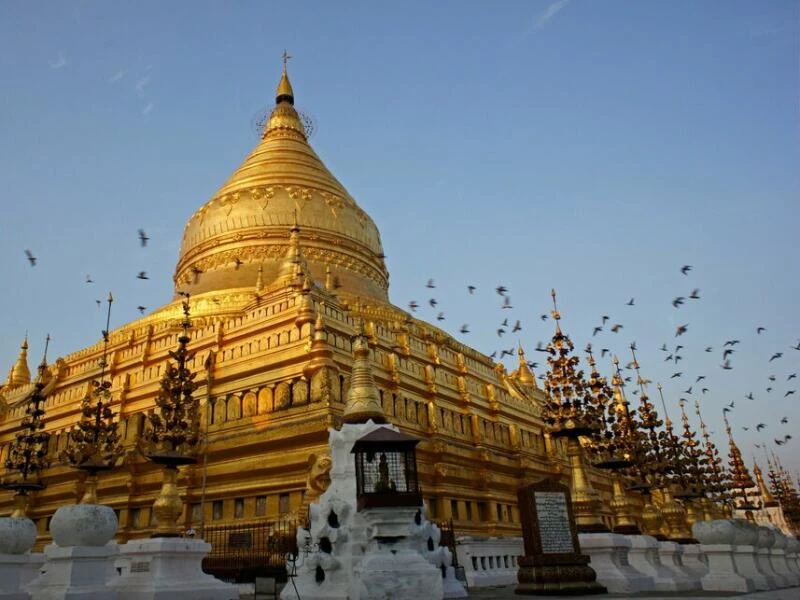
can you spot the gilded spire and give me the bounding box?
[277,215,309,286]
[342,321,386,425]
[753,462,777,508]
[276,50,294,105]
[516,343,536,386]
[723,412,756,510]
[695,400,730,510]
[6,336,31,389]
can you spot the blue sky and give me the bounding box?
[1,1,798,477]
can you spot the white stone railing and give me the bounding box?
[454,536,523,588]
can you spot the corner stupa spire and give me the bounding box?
[342,318,386,425]
[516,343,536,386]
[5,336,31,388]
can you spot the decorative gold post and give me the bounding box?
[695,400,731,517]
[140,295,202,537]
[60,293,123,504]
[541,291,608,533]
[723,413,756,520]
[2,336,52,516]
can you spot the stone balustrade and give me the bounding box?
[455,536,523,588]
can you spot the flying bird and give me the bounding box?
[745,392,754,401]
[681,265,692,275]
[611,324,623,333]
[701,388,709,394]
[459,324,470,334]
[512,320,522,333]
[136,271,149,280]
[24,250,36,266]
[724,340,740,347]
[85,274,93,284]
[426,279,435,288]
[593,327,602,336]
[683,387,693,395]
[138,229,149,247]
[723,348,735,359]
[540,314,548,321]
[436,312,445,322]
[756,326,766,335]
[660,343,668,351]
[689,289,700,300]
[793,341,800,351]
[721,360,733,370]
[705,346,713,353]
[785,390,796,397]
[696,375,706,382]
[675,324,688,337]
[788,373,797,381]
[408,301,418,312]
[781,417,788,424]
[756,423,766,431]
[769,352,783,362]
[670,372,682,379]
[672,297,685,308]
[626,298,635,306]
[468,285,476,294]
[502,296,513,309]
[495,286,507,296]
[601,316,610,324]
[137,306,146,314]
[428,298,437,307]
[601,348,610,358]
[497,328,506,337]
[234,257,243,270]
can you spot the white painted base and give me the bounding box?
[769,549,797,587]
[733,545,772,591]
[699,543,755,593]
[352,547,443,600]
[625,535,693,592]
[441,565,467,599]
[679,543,708,581]
[657,541,701,591]
[754,548,779,590]
[109,538,238,600]
[25,543,118,600]
[578,533,653,593]
[454,537,522,588]
[0,553,45,600]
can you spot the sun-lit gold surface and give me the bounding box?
[151,466,184,537]
[0,65,622,545]
[4,338,31,390]
[753,463,777,508]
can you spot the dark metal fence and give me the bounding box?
[201,518,299,583]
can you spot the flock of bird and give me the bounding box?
[407,264,798,456]
[24,228,152,315]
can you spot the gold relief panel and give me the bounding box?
[242,392,257,417]
[274,382,290,410]
[257,387,273,413]
[292,379,308,406]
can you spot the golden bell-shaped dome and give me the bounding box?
[5,337,31,389]
[175,66,389,301]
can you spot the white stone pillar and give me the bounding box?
[769,532,798,587]
[27,543,119,600]
[657,541,701,591]
[625,535,694,591]
[699,544,755,592]
[578,533,653,593]
[0,516,43,599]
[679,543,708,582]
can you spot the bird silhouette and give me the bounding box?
[724,340,740,347]
[671,372,682,379]
[788,373,797,381]
[502,296,513,309]
[705,346,713,352]
[660,343,668,351]
[468,285,476,294]
[785,390,796,397]
[497,328,506,337]
[136,271,149,280]
[727,400,735,408]
[137,306,146,314]
[689,289,700,299]
[459,324,470,334]
[756,423,766,431]
[701,388,709,394]
[742,427,749,431]
[436,312,445,322]
[426,279,435,288]
[672,297,685,308]
[769,352,783,362]
[593,327,602,336]
[95,299,101,307]
[756,326,766,335]
[745,392,754,401]
[601,348,610,357]
[501,318,509,327]
[781,417,789,424]
[723,348,735,359]
[138,229,149,247]
[24,249,36,266]
[768,375,776,382]
[723,407,731,414]
[428,298,437,307]
[696,375,706,382]
[408,301,418,312]
[512,320,522,333]
[540,314,548,321]
[684,386,693,394]
[601,316,610,324]
[675,324,688,337]
[85,274,93,284]
[495,286,507,296]
[234,257,243,270]
[793,341,800,351]
[611,324,623,333]
[767,387,773,393]
[721,360,733,370]
[681,265,692,275]
[626,298,635,306]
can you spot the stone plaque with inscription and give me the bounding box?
[516,478,606,595]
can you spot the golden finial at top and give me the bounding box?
[276,50,295,105]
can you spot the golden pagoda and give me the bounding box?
[0,63,607,546]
